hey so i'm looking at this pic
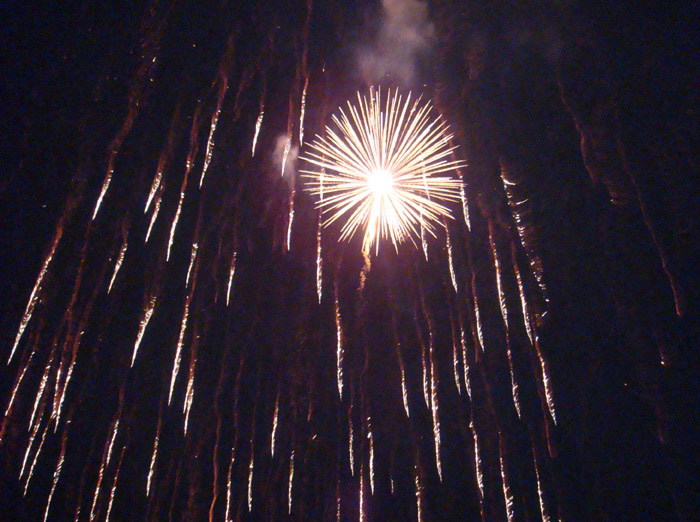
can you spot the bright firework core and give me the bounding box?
[301,87,466,254]
[368,169,394,196]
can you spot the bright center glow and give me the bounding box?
[368,169,393,196]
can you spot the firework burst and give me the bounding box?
[301,87,465,253]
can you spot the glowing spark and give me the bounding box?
[301,87,464,254]
[536,337,558,424]
[145,190,162,243]
[252,106,264,157]
[532,447,551,522]
[108,240,128,294]
[200,78,228,188]
[146,418,161,497]
[24,423,48,492]
[270,390,280,457]
[247,452,254,512]
[287,450,295,514]
[459,176,471,230]
[499,443,515,522]
[93,166,113,220]
[507,349,522,419]
[299,76,308,146]
[471,421,484,499]
[428,330,442,482]
[369,427,375,494]
[169,296,190,404]
[316,220,322,303]
[145,168,163,214]
[349,407,355,475]
[334,288,344,400]
[446,225,458,292]
[460,321,472,400]
[286,190,295,251]
[183,354,196,435]
[393,329,410,417]
[132,295,156,366]
[10,227,62,362]
[489,225,509,331]
[105,445,126,522]
[359,460,367,522]
[473,291,485,351]
[185,243,198,288]
[512,250,534,344]
[226,251,236,306]
[414,459,425,522]
[43,443,66,522]
[280,135,292,177]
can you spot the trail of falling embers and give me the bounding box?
[108,237,128,294]
[132,294,157,366]
[334,279,344,400]
[391,309,410,417]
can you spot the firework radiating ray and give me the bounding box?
[301,87,464,253]
[108,239,128,294]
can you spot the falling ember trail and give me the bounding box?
[132,295,157,366]
[392,310,410,417]
[334,284,344,400]
[287,450,295,514]
[108,239,128,294]
[226,250,236,306]
[185,243,198,288]
[270,389,280,457]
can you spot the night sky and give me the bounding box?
[1,1,699,521]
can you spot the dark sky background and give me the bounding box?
[1,1,699,521]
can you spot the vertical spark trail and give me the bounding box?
[449,308,463,395]
[23,422,49,493]
[471,421,485,499]
[428,329,442,482]
[360,459,367,522]
[226,250,236,306]
[532,445,551,522]
[185,243,198,287]
[169,265,195,404]
[287,449,295,514]
[349,398,355,475]
[299,76,309,146]
[535,336,557,424]
[247,452,254,512]
[280,134,292,178]
[90,414,121,522]
[146,103,182,213]
[316,220,323,303]
[286,186,295,251]
[145,186,163,243]
[167,104,203,261]
[271,389,280,457]
[132,294,157,366]
[183,350,197,435]
[472,288,485,352]
[43,439,66,522]
[459,315,472,400]
[336,478,342,521]
[420,206,429,261]
[459,176,471,230]
[334,281,344,400]
[414,456,425,522]
[446,225,458,293]
[199,76,228,189]
[489,224,509,331]
[29,350,54,433]
[251,103,264,156]
[369,426,375,494]
[145,169,163,215]
[512,243,534,344]
[10,223,63,362]
[21,410,45,480]
[392,310,410,417]
[415,312,430,409]
[105,444,126,522]
[507,348,522,419]
[146,414,162,497]
[225,448,234,522]
[499,440,515,522]
[108,239,128,294]
[2,349,36,441]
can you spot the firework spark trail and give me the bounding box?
[132,294,157,366]
[146,102,182,213]
[489,222,509,331]
[271,388,280,457]
[420,205,429,261]
[532,441,552,522]
[286,183,295,251]
[185,242,199,288]
[301,87,465,253]
[499,159,550,311]
[145,179,165,243]
[459,172,471,230]
[89,413,121,521]
[224,447,235,522]
[336,478,341,521]
[199,34,236,189]
[535,336,557,424]
[448,305,463,395]
[21,408,46,481]
[9,219,64,363]
[226,250,237,306]
[29,346,55,434]
[511,242,534,344]
[247,452,254,512]
[507,348,522,419]
[391,309,410,417]
[251,98,265,157]
[183,330,199,435]
[420,293,443,481]
[413,311,430,409]
[105,443,127,522]
[23,420,49,493]
[316,219,323,303]
[369,424,375,494]
[414,453,426,522]
[167,103,204,261]
[1,347,36,442]
[472,275,486,352]
[146,410,162,497]
[459,312,473,400]
[446,223,458,292]
[108,238,128,294]
[334,280,344,400]
[43,432,67,522]
[92,8,165,220]
[349,397,355,475]
[471,420,485,500]
[499,438,516,522]
[359,458,367,522]
[287,449,295,514]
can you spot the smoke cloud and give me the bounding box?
[358,0,436,86]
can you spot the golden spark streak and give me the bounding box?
[287,450,295,514]
[251,106,264,157]
[108,240,128,294]
[132,295,156,366]
[270,391,280,457]
[334,289,344,400]
[145,191,162,243]
[146,419,161,497]
[301,87,464,253]
[226,251,236,306]
[185,243,198,288]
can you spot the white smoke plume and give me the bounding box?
[358,0,436,86]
